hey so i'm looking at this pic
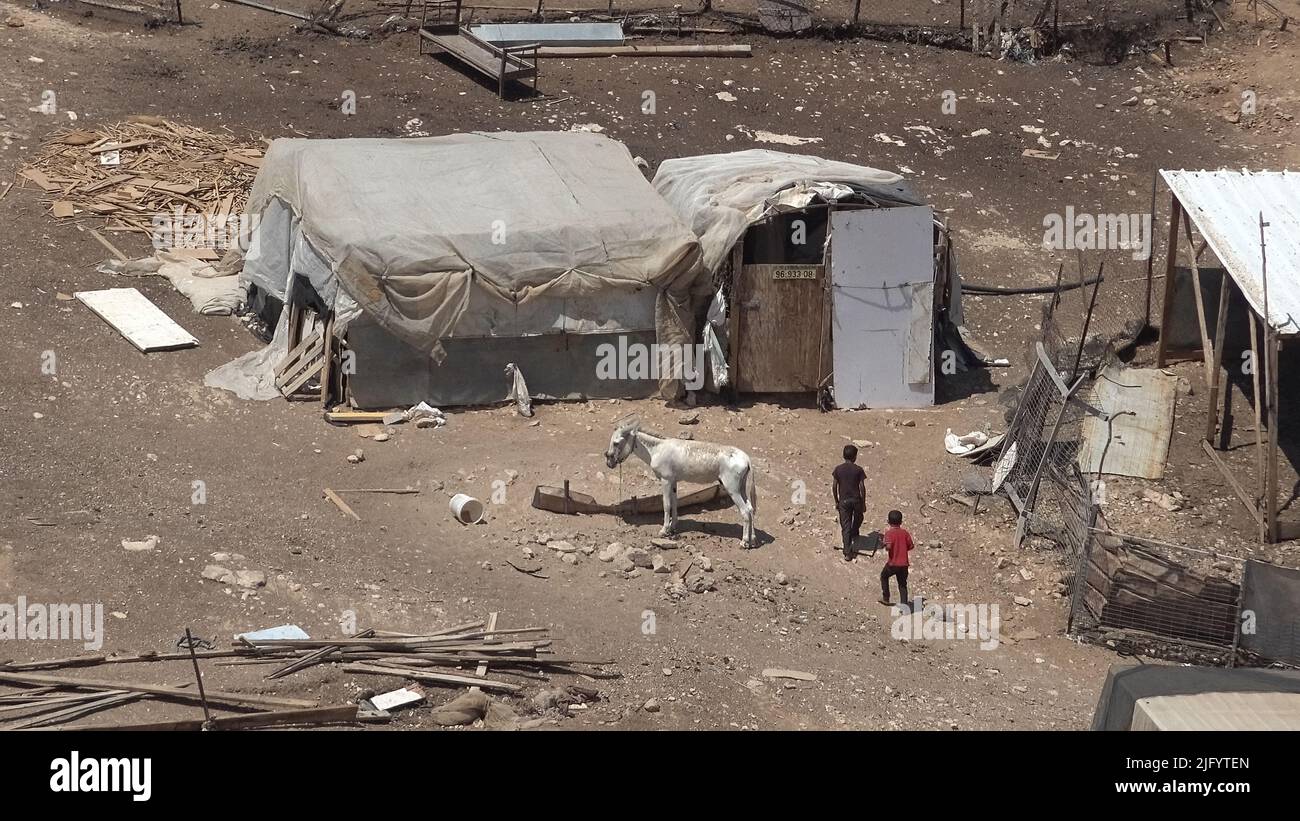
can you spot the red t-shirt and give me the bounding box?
[884,526,914,567]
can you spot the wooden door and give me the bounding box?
[734,262,826,393]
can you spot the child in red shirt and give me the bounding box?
[878,509,915,609]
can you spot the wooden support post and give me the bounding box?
[319,312,335,406]
[853,0,861,25]
[1266,335,1280,543]
[1248,311,1266,542]
[1204,270,1231,444]
[1156,194,1182,367]
[1143,170,1158,328]
[175,0,183,24]
[1182,212,1215,388]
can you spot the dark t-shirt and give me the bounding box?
[832,462,866,503]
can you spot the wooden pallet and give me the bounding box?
[275,329,325,399]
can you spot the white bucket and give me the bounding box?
[449,494,485,525]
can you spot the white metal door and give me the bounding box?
[830,206,935,409]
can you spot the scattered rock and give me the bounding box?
[121,535,160,552]
[233,570,266,589]
[699,556,713,572]
[678,411,700,425]
[775,571,788,585]
[1019,568,1035,581]
[1013,596,1032,607]
[597,543,623,562]
[347,449,365,464]
[201,564,233,584]
[643,698,661,712]
[1141,488,1183,512]
[650,537,679,549]
[652,554,672,573]
[560,552,579,566]
[625,547,654,568]
[549,540,578,553]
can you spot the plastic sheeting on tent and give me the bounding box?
[651,148,922,276]
[233,131,705,381]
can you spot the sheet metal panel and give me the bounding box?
[829,206,934,409]
[1079,362,1176,479]
[470,23,625,47]
[1162,169,1300,337]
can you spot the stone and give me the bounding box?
[561,553,579,565]
[201,565,233,584]
[614,556,635,573]
[1141,488,1183,512]
[650,537,678,549]
[121,535,159,552]
[678,411,700,425]
[1019,568,1034,581]
[549,540,578,553]
[234,570,266,590]
[1013,596,1032,607]
[373,432,390,442]
[995,557,1010,569]
[652,554,672,573]
[625,547,654,568]
[775,571,788,585]
[927,540,943,550]
[643,698,661,712]
[579,544,596,556]
[699,556,713,572]
[597,543,623,562]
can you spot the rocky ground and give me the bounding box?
[0,0,1296,729]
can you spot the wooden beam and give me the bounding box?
[1182,212,1215,388]
[1266,335,1280,542]
[1204,270,1232,444]
[323,488,361,521]
[1156,195,1182,367]
[1249,311,1266,542]
[0,670,316,710]
[84,705,360,732]
[1201,440,1264,525]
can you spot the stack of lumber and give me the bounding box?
[238,621,609,693]
[0,618,606,728]
[17,116,263,243]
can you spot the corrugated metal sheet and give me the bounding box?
[1079,362,1176,479]
[1162,169,1300,337]
[1132,691,1300,730]
[470,23,624,48]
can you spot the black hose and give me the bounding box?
[962,275,1105,296]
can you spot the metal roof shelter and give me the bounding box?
[1155,169,1300,543]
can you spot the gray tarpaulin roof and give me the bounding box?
[1162,169,1300,337]
[652,149,921,276]
[242,131,704,358]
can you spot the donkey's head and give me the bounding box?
[605,417,641,469]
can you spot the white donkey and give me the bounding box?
[604,418,757,548]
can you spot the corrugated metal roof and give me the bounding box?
[1162,169,1300,337]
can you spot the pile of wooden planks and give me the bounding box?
[237,620,609,693]
[1081,535,1240,648]
[17,116,263,243]
[0,617,607,728]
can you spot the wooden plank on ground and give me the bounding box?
[75,288,198,352]
[0,670,315,710]
[323,488,361,521]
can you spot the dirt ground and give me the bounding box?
[1,0,1297,730]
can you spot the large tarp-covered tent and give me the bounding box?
[207,131,706,405]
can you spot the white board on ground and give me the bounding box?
[75,288,198,352]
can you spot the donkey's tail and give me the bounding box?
[746,462,757,517]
